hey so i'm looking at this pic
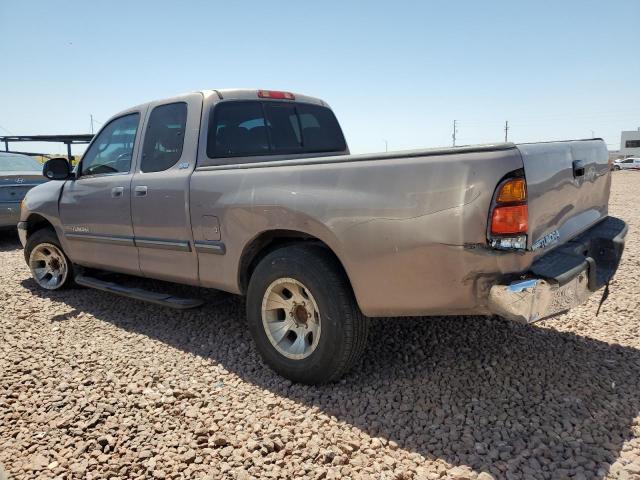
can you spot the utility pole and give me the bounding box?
[452,120,458,147]
[504,120,509,142]
[384,140,388,152]
[90,114,94,134]
[590,130,595,138]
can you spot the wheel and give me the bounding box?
[247,245,368,384]
[613,165,621,171]
[24,228,74,290]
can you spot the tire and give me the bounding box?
[24,228,75,290]
[247,245,368,384]
[614,165,621,171]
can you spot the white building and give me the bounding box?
[620,128,640,157]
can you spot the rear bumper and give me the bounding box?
[488,216,627,323]
[0,202,20,228]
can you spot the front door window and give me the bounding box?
[81,113,140,176]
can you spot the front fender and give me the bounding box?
[20,180,68,248]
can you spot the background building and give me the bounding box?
[620,128,640,157]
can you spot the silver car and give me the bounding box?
[613,157,640,170]
[0,152,48,229]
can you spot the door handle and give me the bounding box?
[111,186,124,198]
[134,186,148,197]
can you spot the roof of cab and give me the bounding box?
[200,89,327,106]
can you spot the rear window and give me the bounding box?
[207,101,346,159]
[0,153,42,172]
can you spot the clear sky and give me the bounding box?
[1,0,638,156]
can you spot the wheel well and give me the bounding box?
[238,230,349,293]
[26,214,54,238]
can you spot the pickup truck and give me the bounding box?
[19,89,627,384]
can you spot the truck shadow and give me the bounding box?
[0,231,21,252]
[21,277,640,478]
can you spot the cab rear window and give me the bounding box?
[207,101,346,158]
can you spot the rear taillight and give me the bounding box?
[489,176,528,250]
[257,90,295,100]
[491,205,528,234]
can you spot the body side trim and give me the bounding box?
[194,240,226,255]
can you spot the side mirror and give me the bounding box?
[43,158,72,180]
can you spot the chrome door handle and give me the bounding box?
[111,186,124,198]
[134,186,148,197]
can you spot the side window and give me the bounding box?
[208,102,269,157]
[140,102,188,173]
[81,113,140,176]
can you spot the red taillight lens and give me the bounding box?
[491,205,528,235]
[257,90,295,100]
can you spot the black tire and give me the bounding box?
[24,227,75,290]
[246,245,368,384]
[613,165,621,171]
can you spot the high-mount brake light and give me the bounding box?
[257,90,295,100]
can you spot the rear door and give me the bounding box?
[59,111,143,274]
[517,139,611,253]
[130,94,202,284]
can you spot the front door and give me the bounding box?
[59,111,143,275]
[130,95,202,284]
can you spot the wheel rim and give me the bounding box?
[261,278,321,360]
[29,243,68,290]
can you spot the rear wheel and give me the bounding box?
[247,245,368,384]
[25,228,74,290]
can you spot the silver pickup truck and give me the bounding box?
[19,89,627,383]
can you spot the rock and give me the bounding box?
[212,435,228,447]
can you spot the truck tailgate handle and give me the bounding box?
[134,186,148,197]
[573,160,585,178]
[111,186,124,198]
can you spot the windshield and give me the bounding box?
[0,153,42,172]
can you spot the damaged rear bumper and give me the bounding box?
[488,216,628,323]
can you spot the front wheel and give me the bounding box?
[246,245,368,384]
[25,228,74,290]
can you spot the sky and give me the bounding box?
[1,0,639,156]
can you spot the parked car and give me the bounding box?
[613,157,640,170]
[0,152,48,229]
[18,89,627,383]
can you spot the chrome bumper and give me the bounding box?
[488,271,591,323]
[488,216,627,323]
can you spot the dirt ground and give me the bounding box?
[1,172,639,480]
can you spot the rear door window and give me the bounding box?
[141,102,188,173]
[208,101,346,159]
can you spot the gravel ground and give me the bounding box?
[1,172,639,480]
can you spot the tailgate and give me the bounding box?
[516,139,611,254]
